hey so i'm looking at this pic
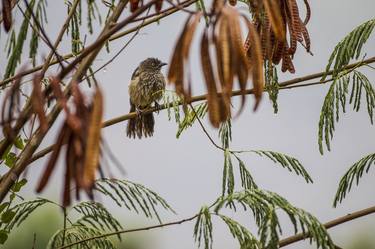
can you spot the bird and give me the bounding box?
[126,58,167,138]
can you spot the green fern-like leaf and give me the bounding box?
[176,103,208,138]
[222,149,235,196]
[95,178,175,223]
[236,156,258,190]
[218,214,261,249]
[265,62,279,113]
[219,119,232,149]
[333,153,375,207]
[214,189,335,249]
[29,0,48,66]
[4,0,36,78]
[318,70,375,154]
[73,201,123,240]
[193,206,213,249]
[323,18,375,80]
[1,198,52,231]
[47,225,116,249]
[250,150,313,183]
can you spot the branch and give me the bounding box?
[279,205,375,247]
[57,214,198,249]
[56,204,375,249]
[0,0,198,88]
[28,56,375,165]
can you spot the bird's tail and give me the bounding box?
[126,104,155,139]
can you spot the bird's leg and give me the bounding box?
[154,101,161,113]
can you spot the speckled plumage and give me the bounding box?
[127,58,166,138]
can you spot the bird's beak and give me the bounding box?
[161,62,168,67]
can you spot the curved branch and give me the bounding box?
[57,214,198,249]
[279,205,375,247]
[56,204,375,249]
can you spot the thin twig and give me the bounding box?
[57,214,198,249]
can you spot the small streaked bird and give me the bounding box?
[127,58,167,138]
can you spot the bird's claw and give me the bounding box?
[154,102,161,113]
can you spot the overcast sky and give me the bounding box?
[1,1,375,249]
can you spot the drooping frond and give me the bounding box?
[250,150,313,183]
[1,198,53,231]
[47,225,116,249]
[176,103,208,138]
[323,18,375,79]
[236,156,258,190]
[218,214,262,249]
[193,206,213,249]
[29,0,48,66]
[318,70,375,154]
[333,153,375,207]
[94,178,175,223]
[219,119,232,149]
[214,189,335,249]
[4,0,36,78]
[222,149,235,195]
[163,91,183,126]
[265,62,279,113]
[73,201,123,240]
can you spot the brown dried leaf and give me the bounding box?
[243,16,264,110]
[281,44,295,73]
[263,0,286,41]
[63,149,72,207]
[182,12,202,58]
[272,40,284,64]
[1,74,22,140]
[36,123,70,193]
[130,0,140,12]
[200,30,221,127]
[227,8,249,115]
[300,22,311,52]
[303,0,311,25]
[31,74,48,132]
[155,0,163,13]
[286,0,301,55]
[168,15,192,96]
[82,87,104,194]
[2,0,12,32]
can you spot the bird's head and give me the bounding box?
[139,57,167,71]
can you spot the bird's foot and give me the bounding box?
[135,108,143,116]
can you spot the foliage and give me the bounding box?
[47,225,116,249]
[95,178,175,223]
[0,198,52,244]
[323,19,375,79]
[334,153,375,207]
[318,70,375,154]
[214,189,335,249]
[194,206,213,249]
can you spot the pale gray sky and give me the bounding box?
[1,1,375,249]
